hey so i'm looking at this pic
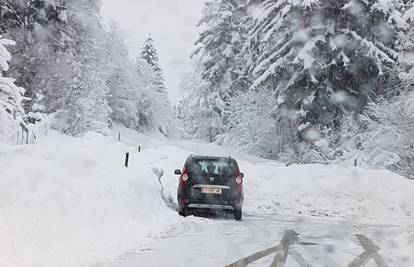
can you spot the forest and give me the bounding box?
[1,0,414,177]
[0,0,174,139]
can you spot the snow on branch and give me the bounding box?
[0,38,16,72]
[343,30,395,75]
[293,35,325,69]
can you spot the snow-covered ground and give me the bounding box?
[1,125,414,267]
[0,131,178,267]
[98,213,414,267]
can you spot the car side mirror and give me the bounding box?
[174,169,182,175]
[240,172,245,178]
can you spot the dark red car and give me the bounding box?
[174,155,244,220]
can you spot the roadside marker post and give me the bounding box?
[20,122,29,145]
[125,153,130,168]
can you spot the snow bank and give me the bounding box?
[0,132,177,267]
[242,162,414,224]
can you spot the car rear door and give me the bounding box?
[187,158,237,205]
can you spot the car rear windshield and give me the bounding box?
[187,158,238,177]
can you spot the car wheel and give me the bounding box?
[234,209,242,221]
[178,207,188,217]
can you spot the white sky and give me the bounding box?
[102,0,204,103]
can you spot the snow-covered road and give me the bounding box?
[96,212,413,267]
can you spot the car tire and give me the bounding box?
[234,209,242,221]
[178,207,188,217]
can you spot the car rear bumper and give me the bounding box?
[178,183,243,211]
[181,195,243,211]
[187,203,235,210]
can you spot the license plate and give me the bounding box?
[201,188,222,194]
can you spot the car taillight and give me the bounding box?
[235,176,242,184]
[235,169,243,193]
[181,173,189,182]
[179,170,189,190]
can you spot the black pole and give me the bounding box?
[354,159,357,167]
[125,153,130,168]
[118,132,121,142]
[138,146,141,152]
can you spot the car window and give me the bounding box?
[188,159,237,176]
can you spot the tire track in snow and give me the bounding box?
[163,220,191,238]
[217,222,244,264]
[241,220,267,246]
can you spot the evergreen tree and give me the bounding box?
[140,36,169,104]
[139,37,174,136]
[61,0,113,135]
[192,0,246,89]
[182,0,249,142]
[246,0,402,146]
[181,0,412,160]
[136,56,175,137]
[0,0,67,112]
[227,0,405,159]
[141,36,161,73]
[397,0,414,89]
[105,21,142,130]
[179,69,225,142]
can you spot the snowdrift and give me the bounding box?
[0,132,177,267]
[241,162,414,223]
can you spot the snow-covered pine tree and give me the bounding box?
[0,0,116,136]
[0,0,67,113]
[179,69,226,142]
[396,0,414,89]
[240,0,403,159]
[62,0,114,135]
[140,36,170,106]
[139,37,174,136]
[330,1,414,171]
[192,0,246,89]
[141,36,162,72]
[181,0,249,142]
[105,21,143,130]
[0,36,25,143]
